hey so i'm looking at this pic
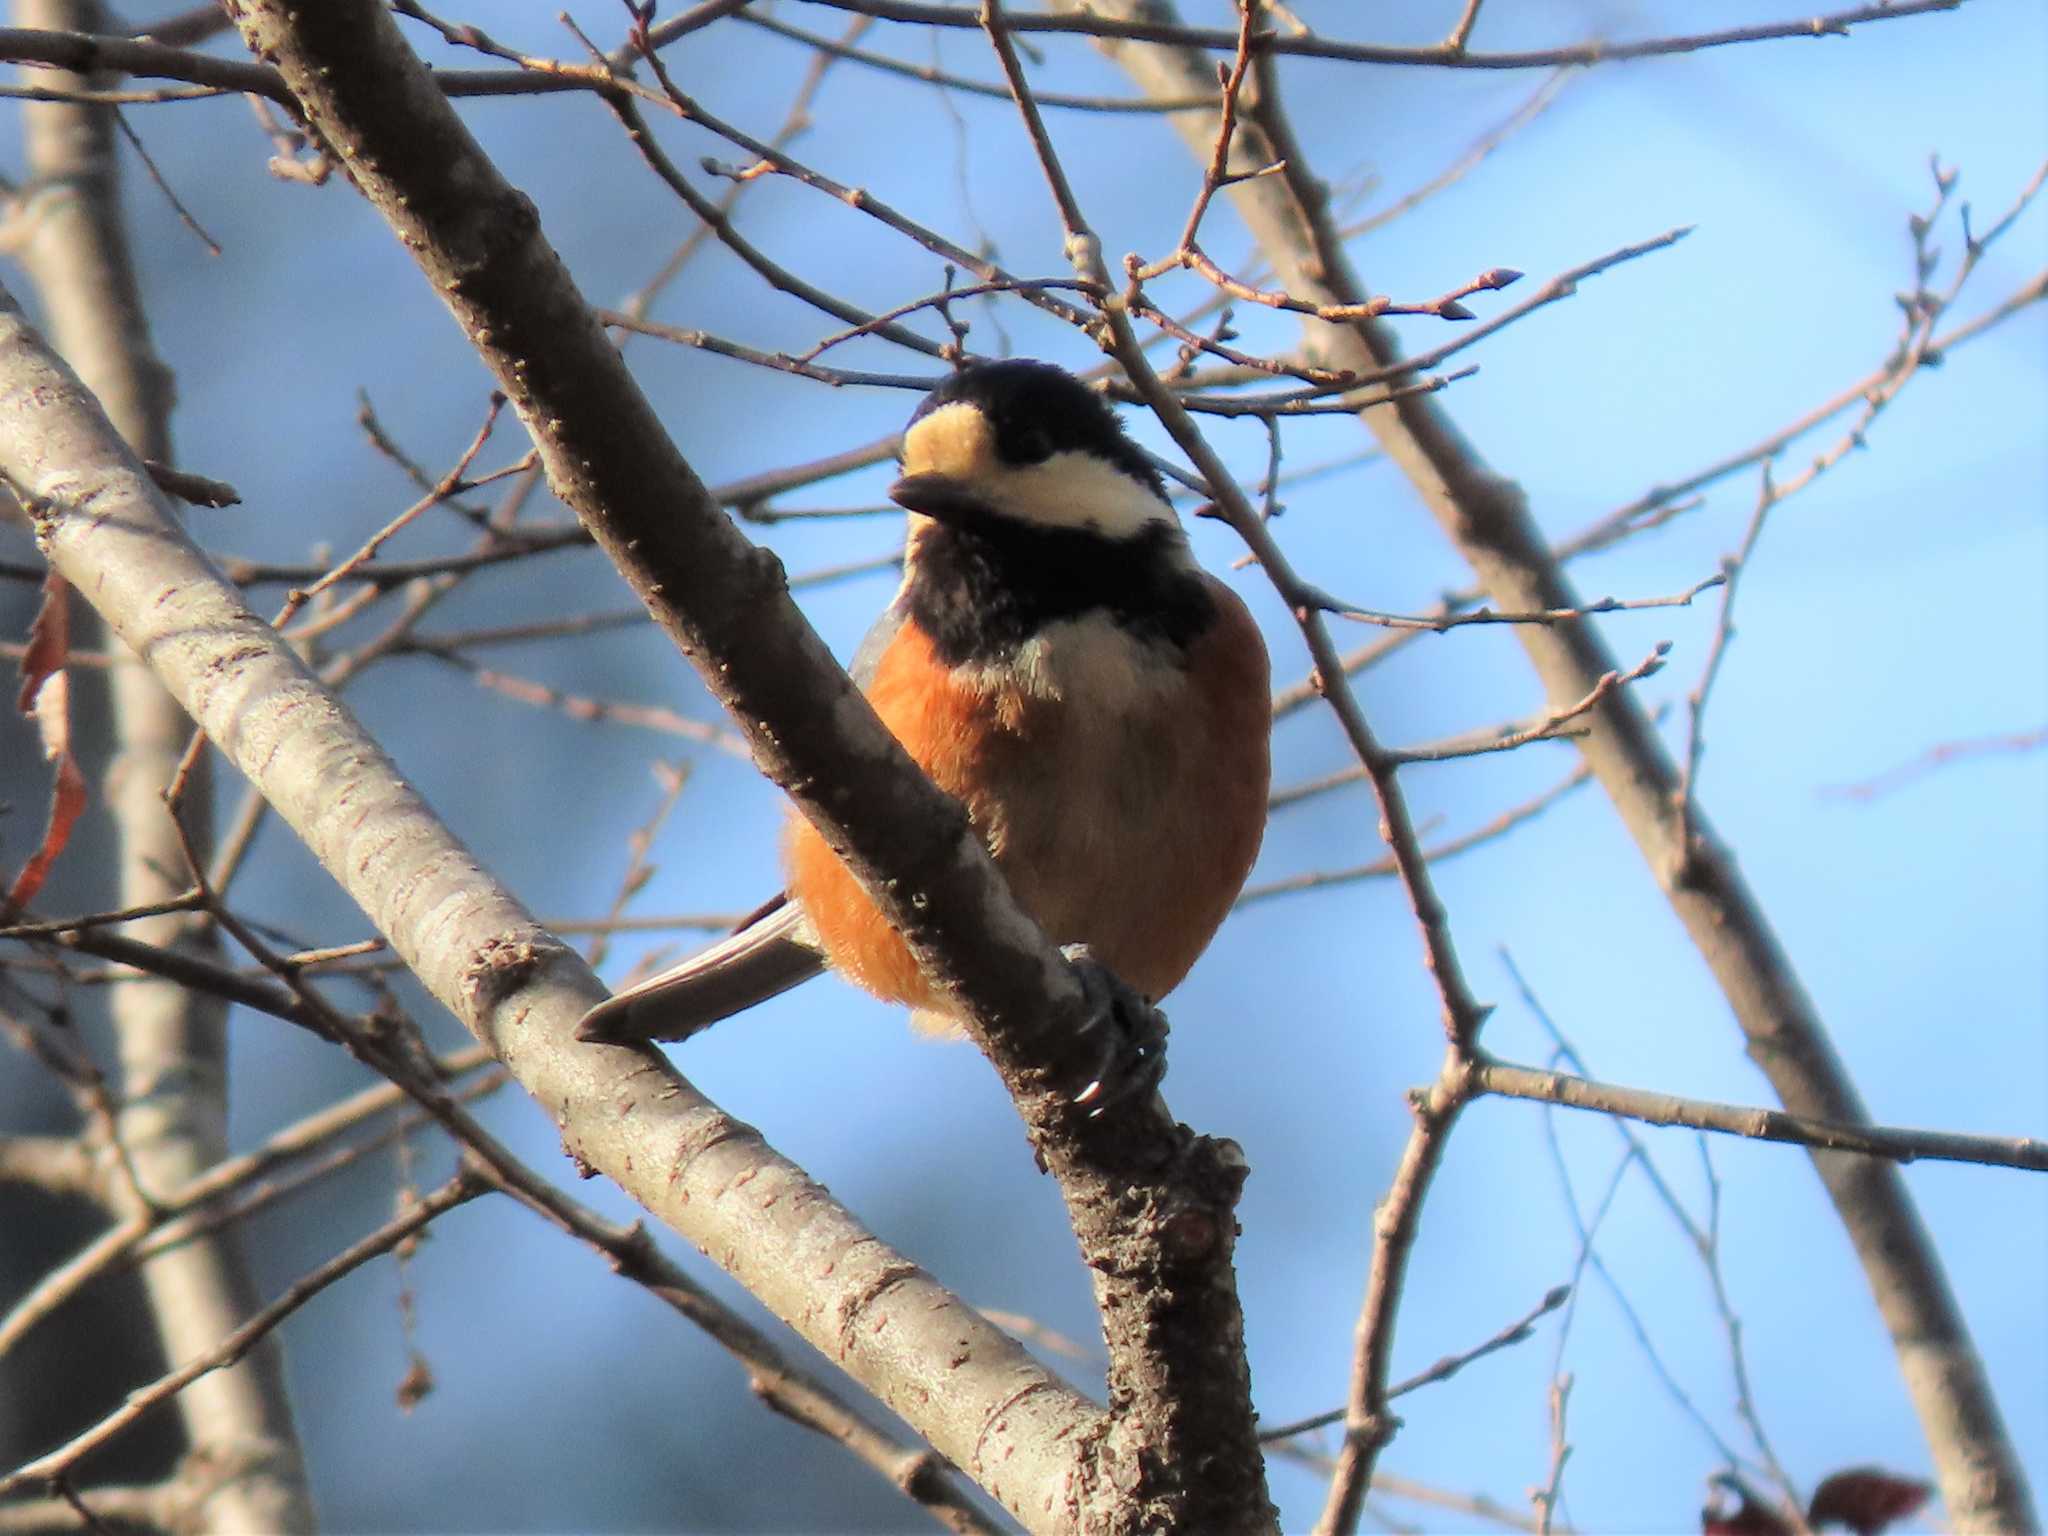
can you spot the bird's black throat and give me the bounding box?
[905,517,1214,667]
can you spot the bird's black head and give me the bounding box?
[889,360,1174,538]
[887,361,1210,666]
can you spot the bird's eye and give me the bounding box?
[1007,424,1055,464]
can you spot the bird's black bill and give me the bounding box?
[888,473,995,527]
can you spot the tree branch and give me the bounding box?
[12,2,1273,1523]
[798,0,1964,70]
[1062,1,2036,1529]
[1475,1060,2048,1174]
[9,5,310,1526]
[0,1169,484,1495]
[0,276,1097,1530]
[233,2,1271,1526]
[0,1134,94,1196]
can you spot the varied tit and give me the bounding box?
[577,359,1271,1064]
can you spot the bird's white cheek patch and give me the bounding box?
[902,402,998,480]
[1001,451,1179,538]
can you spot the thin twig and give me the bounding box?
[1475,1060,2048,1174]
[1238,759,1596,906]
[1320,574,1721,633]
[1676,159,2043,835]
[1259,1282,1571,1440]
[794,0,1963,71]
[586,759,691,972]
[1820,727,2047,802]
[739,9,1217,112]
[2,1172,484,1494]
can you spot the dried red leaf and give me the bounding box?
[1703,1502,1795,1536]
[394,1355,435,1414]
[7,573,89,911]
[1704,1474,1796,1536]
[1809,1467,1932,1535]
[14,568,69,715]
[6,743,87,912]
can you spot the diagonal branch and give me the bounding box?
[0,277,1097,1531]
[233,0,1263,1513]
[974,6,1274,1528]
[1059,1,2038,1531]
[15,3,1269,1528]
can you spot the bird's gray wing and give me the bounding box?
[576,894,824,1044]
[848,598,908,688]
[579,608,905,1046]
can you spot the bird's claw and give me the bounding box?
[1061,944,1168,1113]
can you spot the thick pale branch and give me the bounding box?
[0,282,1099,1531]
[0,1133,95,1196]
[10,5,310,1526]
[221,5,1267,1529]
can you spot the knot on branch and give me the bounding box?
[460,929,560,1019]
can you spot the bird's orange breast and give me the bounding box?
[784,584,1269,1029]
[782,619,1002,1014]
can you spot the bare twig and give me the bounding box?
[1068,5,2038,1522]
[0,1170,484,1495]
[1384,648,1668,766]
[270,395,506,629]
[1239,759,1596,906]
[1677,161,2042,834]
[1444,0,1486,54]
[1343,70,1570,240]
[1259,1283,1571,1440]
[739,9,1216,112]
[1511,956,1810,1518]
[614,15,857,328]
[1322,579,1719,633]
[585,759,691,972]
[797,0,1963,71]
[0,0,1966,118]
[1821,727,2048,802]
[1532,1374,1572,1533]
[1474,1061,2048,1174]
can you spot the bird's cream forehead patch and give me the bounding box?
[901,401,997,480]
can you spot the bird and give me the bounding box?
[577,359,1271,1084]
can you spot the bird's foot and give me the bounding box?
[1061,944,1168,1113]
